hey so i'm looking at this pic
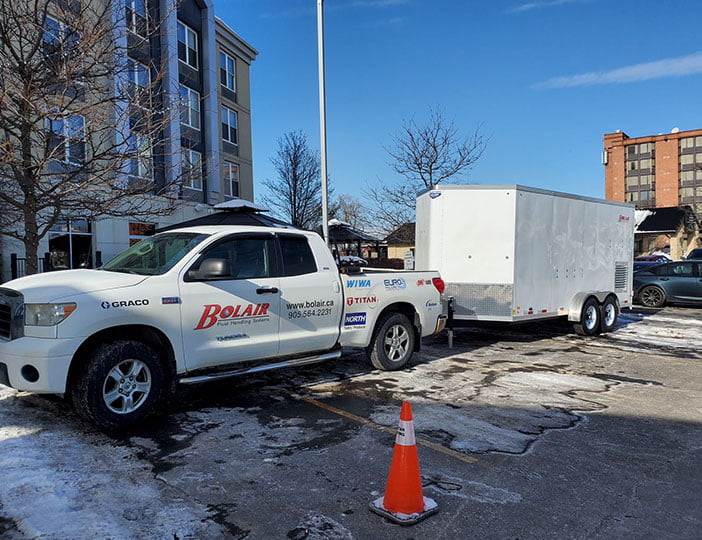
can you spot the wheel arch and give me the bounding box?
[375,302,421,352]
[66,325,177,398]
[567,291,611,322]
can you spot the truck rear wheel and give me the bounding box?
[70,340,166,431]
[366,312,415,371]
[573,297,601,336]
[599,296,618,332]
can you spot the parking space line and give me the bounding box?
[288,392,479,465]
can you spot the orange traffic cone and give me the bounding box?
[369,402,438,525]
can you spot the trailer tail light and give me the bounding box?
[432,277,445,294]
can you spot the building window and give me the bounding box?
[128,58,150,90]
[129,222,155,246]
[177,21,198,69]
[126,0,148,38]
[680,137,695,150]
[127,132,152,185]
[49,218,92,270]
[46,114,85,164]
[180,85,201,130]
[220,51,236,92]
[43,15,81,79]
[681,154,694,166]
[221,106,237,145]
[222,161,239,197]
[182,148,203,190]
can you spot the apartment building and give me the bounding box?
[0,0,257,281]
[603,128,702,214]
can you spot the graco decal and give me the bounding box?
[101,299,149,309]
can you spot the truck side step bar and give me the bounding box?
[178,350,342,385]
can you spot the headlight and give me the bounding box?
[24,303,77,326]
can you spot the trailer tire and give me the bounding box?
[70,340,166,432]
[573,297,601,336]
[599,296,618,333]
[366,312,415,371]
[638,285,666,308]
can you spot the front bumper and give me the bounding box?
[0,336,83,393]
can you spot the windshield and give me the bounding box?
[102,233,209,275]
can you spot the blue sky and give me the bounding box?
[215,0,702,203]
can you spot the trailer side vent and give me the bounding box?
[614,263,628,292]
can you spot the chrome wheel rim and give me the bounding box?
[584,305,598,331]
[384,324,410,362]
[604,303,616,327]
[102,359,152,414]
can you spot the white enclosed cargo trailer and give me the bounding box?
[415,185,635,335]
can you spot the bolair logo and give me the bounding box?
[346,279,371,288]
[383,278,407,291]
[195,303,270,330]
[618,215,630,222]
[344,312,367,327]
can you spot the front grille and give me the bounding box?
[0,288,24,341]
[0,304,10,340]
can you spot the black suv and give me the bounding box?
[685,248,702,260]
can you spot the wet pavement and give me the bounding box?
[0,306,701,539]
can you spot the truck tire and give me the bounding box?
[638,285,666,308]
[573,297,601,336]
[366,312,416,371]
[599,296,618,333]
[70,340,166,431]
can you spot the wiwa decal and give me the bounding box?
[346,279,371,288]
[346,296,377,307]
[195,303,270,330]
[383,278,407,291]
[344,312,367,327]
[101,299,149,309]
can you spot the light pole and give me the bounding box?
[317,0,329,247]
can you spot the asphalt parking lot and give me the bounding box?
[1,306,701,539]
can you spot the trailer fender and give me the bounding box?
[568,291,612,322]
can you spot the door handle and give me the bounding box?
[256,287,279,294]
[660,278,669,281]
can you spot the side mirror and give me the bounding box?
[189,258,232,280]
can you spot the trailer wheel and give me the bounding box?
[638,285,666,308]
[366,312,415,371]
[573,297,601,336]
[70,340,166,432]
[599,297,618,333]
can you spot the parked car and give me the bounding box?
[633,260,702,307]
[634,254,672,263]
[684,247,702,260]
[634,261,664,273]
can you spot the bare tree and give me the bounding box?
[0,0,182,274]
[333,194,372,231]
[365,108,488,234]
[261,131,323,230]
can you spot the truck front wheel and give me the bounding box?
[366,312,416,371]
[70,340,166,431]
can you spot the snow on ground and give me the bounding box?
[0,387,223,539]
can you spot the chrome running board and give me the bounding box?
[178,350,342,385]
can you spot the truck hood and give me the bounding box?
[4,269,149,303]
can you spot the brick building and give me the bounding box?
[603,128,702,214]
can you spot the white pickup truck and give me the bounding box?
[0,225,446,430]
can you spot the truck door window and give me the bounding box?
[196,237,272,279]
[279,236,317,276]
